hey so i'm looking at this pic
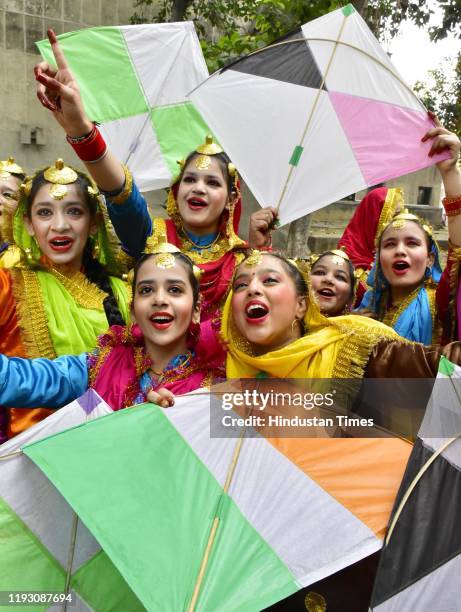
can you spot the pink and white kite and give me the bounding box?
[189,4,449,225]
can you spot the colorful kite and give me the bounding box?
[37,23,210,191]
[0,390,143,610]
[189,4,450,226]
[370,357,461,611]
[19,393,411,610]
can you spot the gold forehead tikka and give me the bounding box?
[244,250,263,267]
[49,184,68,200]
[195,155,212,170]
[329,248,350,266]
[153,252,176,269]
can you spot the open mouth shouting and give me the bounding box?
[187,197,208,211]
[48,236,74,252]
[245,300,269,324]
[317,287,335,299]
[150,311,174,330]
[392,260,410,275]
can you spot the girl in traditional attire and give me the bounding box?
[308,249,356,316]
[34,30,246,320]
[0,248,224,414]
[337,186,404,302]
[224,250,461,382]
[0,157,26,254]
[357,211,444,344]
[0,160,130,440]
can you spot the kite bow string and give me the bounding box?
[384,373,461,546]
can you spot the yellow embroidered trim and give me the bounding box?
[427,285,441,345]
[375,188,404,244]
[145,218,169,253]
[50,267,107,310]
[110,165,133,206]
[382,285,423,328]
[331,318,403,379]
[11,269,56,359]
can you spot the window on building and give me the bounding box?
[417,186,432,206]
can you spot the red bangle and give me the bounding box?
[442,195,461,217]
[66,125,107,162]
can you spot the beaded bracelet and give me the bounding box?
[442,195,461,217]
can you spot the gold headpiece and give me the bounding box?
[244,250,263,267]
[43,159,78,184]
[0,157,25,179]
[195,135,223,156]
[382,209,433,237]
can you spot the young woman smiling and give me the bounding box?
[0,249,224,413]
[0,160,129,440]
[223,250,461,380]
[309,249,356,316]
[34,30,246,320]
[357,211,443,344]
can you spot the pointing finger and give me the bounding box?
[48,28,69,71]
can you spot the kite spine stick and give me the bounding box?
[275,15,348,215]
[63,512,79,611]
[384,434,461,547]
[187,423,247,612]
[0,449,22,460]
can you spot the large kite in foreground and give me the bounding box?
[37,23,210,191]
[371,357,461,611]
[1,392,411,610]
[189,4,449,225]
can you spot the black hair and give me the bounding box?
[311,251,356,301]
[132,252,200,308]
[28,169,124,327]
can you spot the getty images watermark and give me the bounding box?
[209,379,383,438]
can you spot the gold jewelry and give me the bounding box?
[195,155,211,170]
[381,209,433,237]
[153,252,176,269]
[49,183,68,200]
[43,159,78,184]
[196,135,223,155]
[0,157,25,179]
[244,250,263,267]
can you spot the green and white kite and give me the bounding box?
[37,23,210,191]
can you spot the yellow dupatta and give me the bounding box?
[221,292,404,380]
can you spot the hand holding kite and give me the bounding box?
[248,207,278,248]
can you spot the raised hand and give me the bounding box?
[35,29,92,137]
[248,207,278,249]
[422,112,460,175]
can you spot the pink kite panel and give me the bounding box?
[329,91,450,186]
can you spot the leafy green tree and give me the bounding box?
[414,53,461,133]
[131,0,460,72]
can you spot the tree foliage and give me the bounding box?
[414,53,461,133]
[131,0,460,72]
